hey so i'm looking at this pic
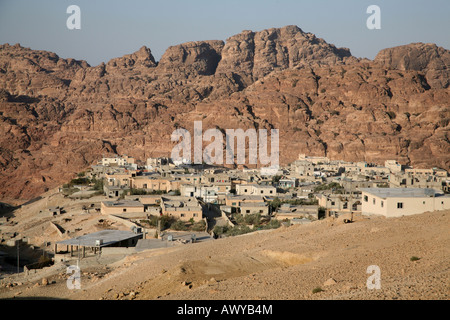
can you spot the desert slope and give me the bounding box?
[1,209,447,300]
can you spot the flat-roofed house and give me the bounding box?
[131,176,171,192]
[235,184,256,195]
[252,185,277,196]
[225,195,265,207]
[101,200,144,215]
[180,184,218,203]
[360,188,450,218]
[238,202,270,216]
[105,172,133,188]
[235,184,277,196]
[278,178,298,189]
[125,194,162,206]
[385,160,403,173]
[161,196,204,222]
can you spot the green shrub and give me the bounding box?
[170,220,187,231]
[410,256,420,262]
[261,219,281,230]
[232,213,245,225]
[244,213,261,226]
[192,220,206,231]
[213,225,229,237]
[70,177,90,185]
[91,178,104,191]
[225,225,252,237]
[160,215,176,230]
[312,287,324,294]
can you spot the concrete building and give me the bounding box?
[316,193,362,213]
[101,200,145,215]
[131,176,171,192]
[389,172,444,191]
[238,202,270,216]
[103,184,127,198]
[161,196,204,222]
[180,184,218,203]
[105,172,133,188]
[235,184,276,196]
[360,188,450,218]
[385,160,403,173]
[278,178,298,189]
[101,155,135,167]
[225,195,266,207]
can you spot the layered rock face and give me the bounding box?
[0,25,449,200]
[375,43,450,89]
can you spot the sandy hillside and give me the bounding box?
[1,208,448,300]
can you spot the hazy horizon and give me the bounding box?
[1,0,449,66]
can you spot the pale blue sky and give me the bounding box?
[0,0,449,66]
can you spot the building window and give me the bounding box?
[364,195,368,202]
[397,202,403,209]
[423,201,426,204]
[123,208,127,212]
[381,201,384,208]
[181,214,185,217]
[331,202,335,206]
[373,199,376,205]
[246,210,250,214]
[193,213,198,217]
[270,190,273,194]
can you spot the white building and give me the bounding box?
[360,188,450,218]
[101,155,135,167]
[180,184,218,203]
[385,160,402,174]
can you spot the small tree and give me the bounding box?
[269,197,282,212]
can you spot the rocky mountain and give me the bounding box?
[0,25,449,200]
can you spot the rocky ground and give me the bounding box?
[1,208,448,300]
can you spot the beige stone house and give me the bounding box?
[131,176,171,192]
[160,196,204,222]
[100,200,144,215]
[360,188,450,218]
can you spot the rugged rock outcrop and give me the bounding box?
[375,42,450,89]
[216,25,354,85]
[0,26,448,200]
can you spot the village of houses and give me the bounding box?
[0,153,449,290]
